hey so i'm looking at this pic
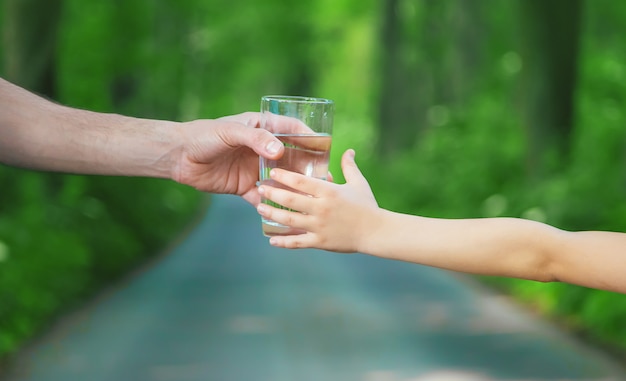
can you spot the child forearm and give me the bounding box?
[361,210,563,283]
[552,230,626,293]
[258,149,626,293]
[361,210,626,293]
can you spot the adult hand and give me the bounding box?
[174,112,303,205]
[0,77,302,205]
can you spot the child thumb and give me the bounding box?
[341,149,367,185]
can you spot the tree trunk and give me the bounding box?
[377,0,419,158]
[376,0,486,159]
[519,0,583,175]
[3,0,64,99]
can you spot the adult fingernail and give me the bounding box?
[258,186,265,195]
[266,140,281,155]
[257,203,268,214]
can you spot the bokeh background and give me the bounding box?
[1,0,625,366]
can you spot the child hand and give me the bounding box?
[256,149,379,252]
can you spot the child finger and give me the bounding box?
[268,233,317,249]
[258,185,313,213]
[341,149,368,186]
[256,203,311,230]
[269,169,326,196]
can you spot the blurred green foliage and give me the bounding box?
[0,0,344,359]
[0,171,201,356]
[0,1,210,357]
[336,0,626,354]
[1,0,626,363]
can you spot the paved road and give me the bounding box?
[4,195,625,381]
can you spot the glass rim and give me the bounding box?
[261,95,334,105]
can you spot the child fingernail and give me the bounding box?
[258,186,265,195]
[257,204,268,214]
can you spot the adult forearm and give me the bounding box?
[362,210,559,282]
[0,78,181,178]
[34,106,181,178]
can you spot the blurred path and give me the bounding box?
[4,195,625,381]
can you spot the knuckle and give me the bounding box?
[261,207,273,219]
[284,194,296,207]
[325,187,338,198]
[243,112,260,126]
[286,240,300,249]
[254,128,270,141]
[285,213,297,227]
[317,205,332,219]
[294,176,307,189]
[294,240,307,249]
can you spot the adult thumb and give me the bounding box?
[224,125,284,159]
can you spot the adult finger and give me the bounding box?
[219,123,284,160]
[228,112,329,151]
[262,113,313,135]
[241,188,261,206]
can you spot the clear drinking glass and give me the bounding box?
[259,95,334,237]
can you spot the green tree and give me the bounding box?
[3,0,64,97]
[376,0,420,157]
[519,0,583,176]
[376,0,488,158]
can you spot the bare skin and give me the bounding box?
[0,77,304,205]
[257,149,626,294]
